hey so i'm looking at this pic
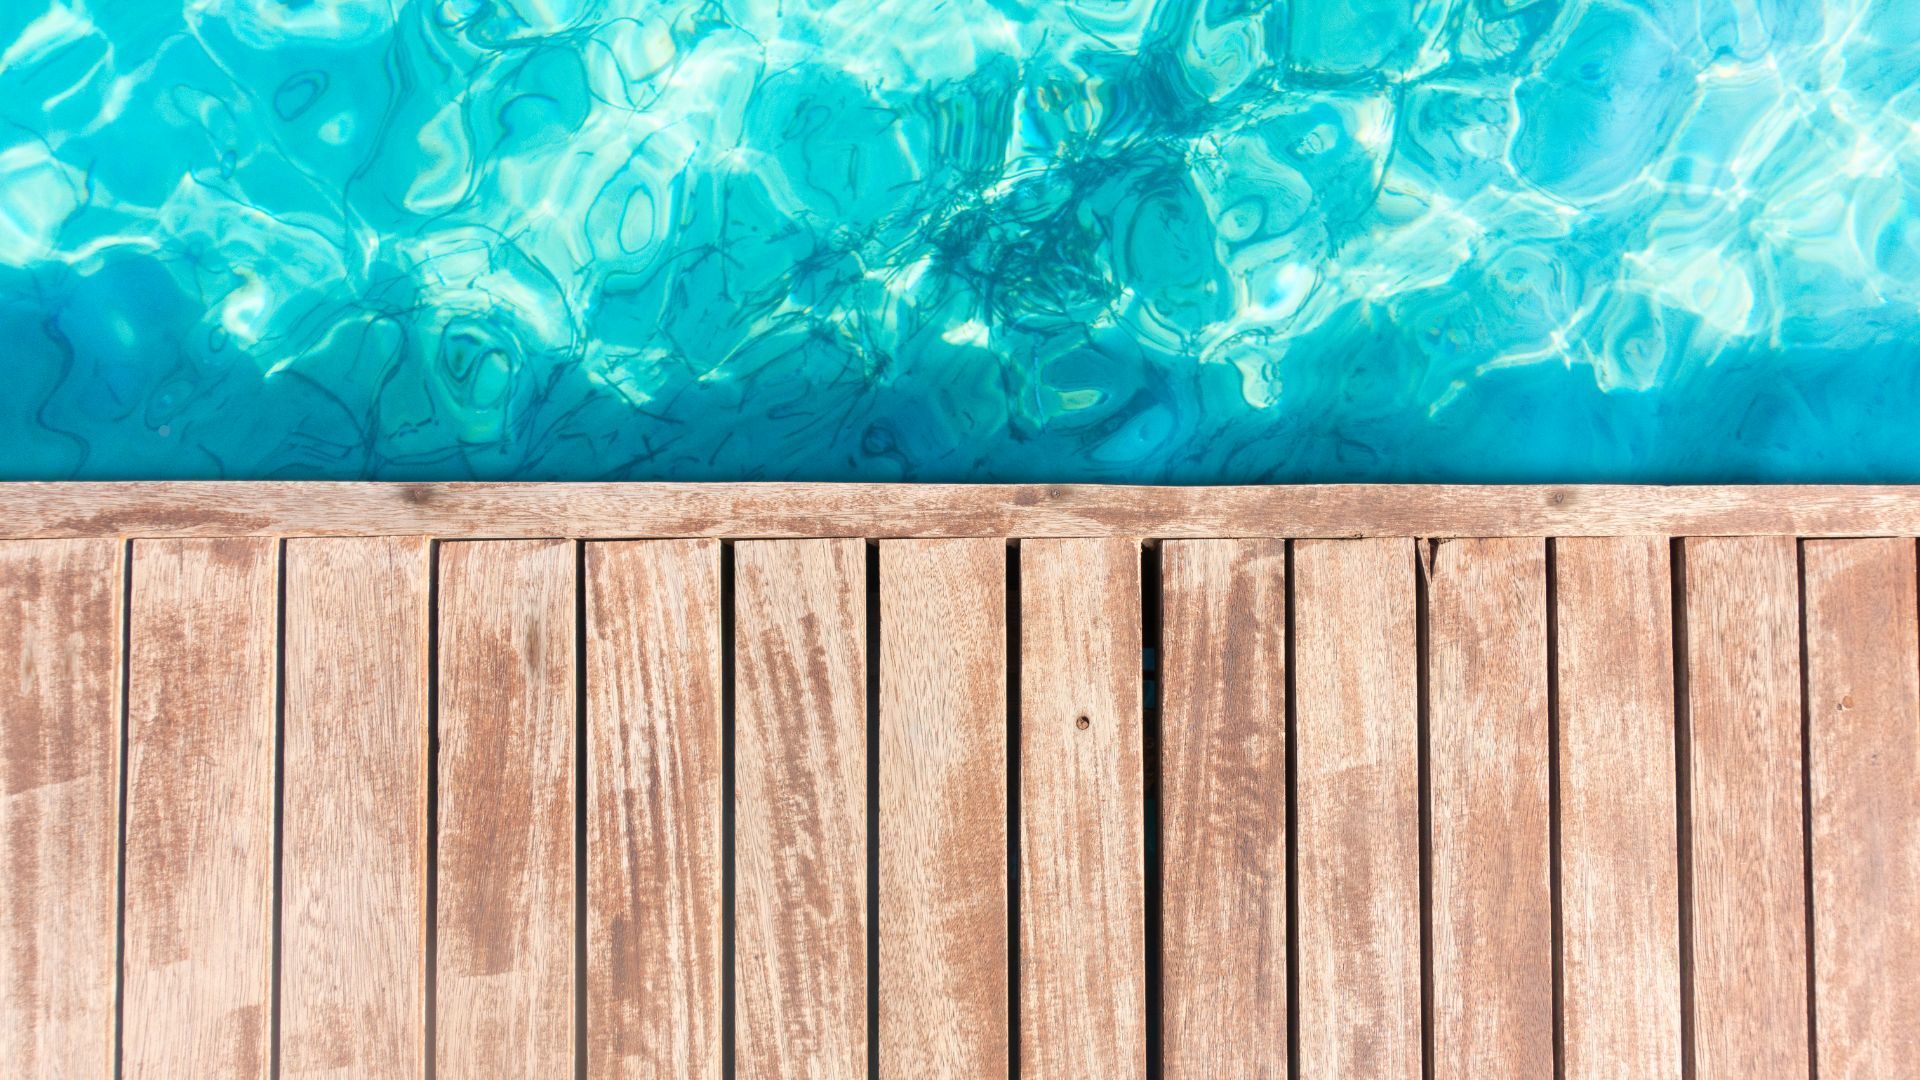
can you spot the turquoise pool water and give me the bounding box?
[3,1,1918,482]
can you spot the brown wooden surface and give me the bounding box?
[436,540,576,1077]
[585,540,723,1078]
[1425,537,1553,1079]
[280,537,429,1078]
[122,538,277,1078]
[878,539,1009,1078]
[733,539,868,1079]
[1803,538,1920,1076]
[1158,539,1288,1077]
[7,488,1920,1076]
[0,539,122,1077]
[1293,538,1421,1079]
[1553,536,1682,1080]
[10,482,1920,540]
[1018,538,1146,1079]
[1681,537,1810,1078]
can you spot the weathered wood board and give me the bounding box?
[0,487,1912,1077]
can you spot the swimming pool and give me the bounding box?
[3,0,1917,482]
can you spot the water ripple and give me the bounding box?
[1,0,1917,481]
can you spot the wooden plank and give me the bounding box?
[436,540,575,1077]
[8,482,1920,540]
[0,539,122,1076]
[584,540,723,1078]
[1159,539,1287,1077]
[280,536,429,1078]
[1018,538,1145,1079]
[1293,538,1420,1079]
[122,538,277,1077]
[1553,536,1681,1079]
[1803,538,1920,1075]
[1425,538,1553,1079]
[1682,537,1809,1077]
[878,539,1008,1077]
[733,538,867,1078]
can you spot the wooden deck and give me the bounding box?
[2,484,1917,1077]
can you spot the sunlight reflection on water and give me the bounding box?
[2,0,1918,481]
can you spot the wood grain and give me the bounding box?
[1803,538,1920,1076]
[1553,536,1681,1080]
[1018,538,1145,1079]
[878,539,1008,1078]
[1425,538,1552,1079]
[280,537,429,1078]
[9,482,1920,540]
[436,540,576,1077]
[1681,537,1809,1078]
[0,539,122,1077]
[1158,539,1288,1078]
[1293,538,1420,1079]
[122,538,277,1078]
[584,540,723,1079]
[733,539,868,1079]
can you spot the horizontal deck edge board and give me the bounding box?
[3,483,1919,539]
